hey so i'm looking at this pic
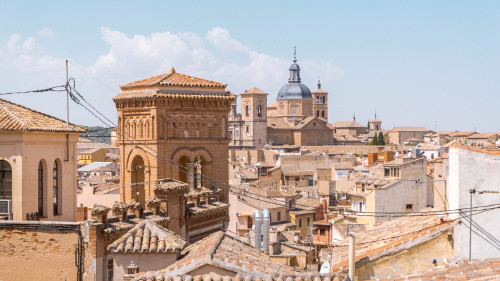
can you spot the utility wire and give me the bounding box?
[0,85,66,96]
[67,60,118,93]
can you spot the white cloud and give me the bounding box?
[38,28,54,37]
[0,27,343,125]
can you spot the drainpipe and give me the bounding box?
[348,230,356,281]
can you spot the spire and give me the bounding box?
[317,78,321,89]
[353,112,356,121]
[288,47,301,83]
[375,110,377,119]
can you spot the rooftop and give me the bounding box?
[0,98,86,133]
[107,219,187,254]
[134,231,304,279]
[391,126,429,132]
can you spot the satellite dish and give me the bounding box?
[320,260,331,274]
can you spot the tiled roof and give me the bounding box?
[77,162,116,173]
[186,201,229,215]
[382,257,500,281]
[267,117,293,129]
[450,131,476,137]
[331,120,366,128]
[267,101,278,108]
[134,273,348,281]
[312,88,327,93]
[77,142,117,149]
[107,220,186,253]
[295,197,322,210]
[241,87,268,95]
[238,167,258,180]
[0,98,86,133]
[332,224,367,240]
[135,231,305,279]
[120,67,226,90]
[467,132,498,139]
[391,126,429,132]
[330,211,457,273]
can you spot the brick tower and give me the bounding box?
[312,79,328,122]
[113,67,235,207]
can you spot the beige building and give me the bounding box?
[466,132,499,147]
[0,98,86,221]
[388,126,430,144]
[331,120,366,137]
[311,80,328,122]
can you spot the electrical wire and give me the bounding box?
[0,85,66,96]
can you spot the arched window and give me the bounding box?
[257,105,262,117]
[0,160,12,200]
[245,105,250,116]
[38,162,44,216]
[322,96,325,103]
[322,111,325,117]
[53,161,59,215]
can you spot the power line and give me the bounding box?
[67,60,118,93]
[0,85,66,96]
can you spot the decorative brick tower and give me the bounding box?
[312,79,328,122]
[239,87,268,149]
[113,67,235,207]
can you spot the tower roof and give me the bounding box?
[277,48,312,100]
[120,67,227,90]
[241,87,268,95]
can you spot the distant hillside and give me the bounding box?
[80,126,113,144]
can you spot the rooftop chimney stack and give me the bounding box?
[262,209,270,253]
[253,209,262,249]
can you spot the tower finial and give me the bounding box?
[293,46,297,63]
[317,77,321,89]
[375,110,377,119]
[353,112,356,121]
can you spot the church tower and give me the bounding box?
[240,87,268,149]
[312,79,328,122]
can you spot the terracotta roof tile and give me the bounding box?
[107,220,187,253]
[241,87,268,95]
[0,98,86,133]
[120,68,226,90]
[330,210,457,273]
[134,231,305,280]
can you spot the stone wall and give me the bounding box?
[0,221,82,281]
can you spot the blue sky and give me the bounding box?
[0,1,499,131]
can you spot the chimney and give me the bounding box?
[91,204,110,224]
[128,200,142,219]
[123,261,139,281]
[253,209,262,249]
[262,209,270,253]
[112,201,129,222]
[146,197,162,215]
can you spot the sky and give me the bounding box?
[0,1,499,132]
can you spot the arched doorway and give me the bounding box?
[131,156,146,207]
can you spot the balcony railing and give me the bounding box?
[0,200,12,220]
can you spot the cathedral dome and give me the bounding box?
[277,50,312,100]
[278,83,312,99]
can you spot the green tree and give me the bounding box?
[377,132,385,145]
[370,135,378,145]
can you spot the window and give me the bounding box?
[406,204,413,211]
[306,217,311,227]
[298,218,303,228]
[322,111,325,118]
[0,160,12,200]
[384,168,390,177]
[258,105,262,117]
[320,229,326,236]
[291,106,298,115]
[259,168,267,177]
[38,162,44,216]
[317,111,319,117]
[107,257,113,281]
[277,211,281,221]
[53,161,59,215]
[245,105,250,116]
[246,126,249,134]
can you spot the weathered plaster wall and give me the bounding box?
[112,253,178,281]
[448,147,500,259]
[356,230,453,280]
[0,225,80,281]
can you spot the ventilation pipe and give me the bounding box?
[253,209,262,249]
[262,209,270,253]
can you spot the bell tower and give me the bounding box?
[312,79,328,122]
[240,87,268,149]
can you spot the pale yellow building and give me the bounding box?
[0,98,86,221]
